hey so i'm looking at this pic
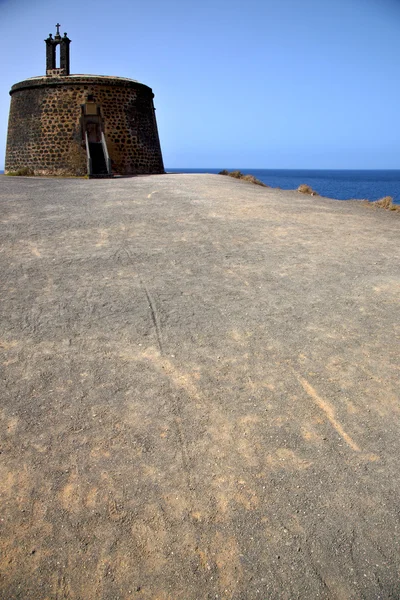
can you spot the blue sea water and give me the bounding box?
[166,168,400,205]
[2,168,400,204]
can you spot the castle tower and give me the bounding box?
[5,25,164,177]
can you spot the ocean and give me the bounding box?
[2,168,400,204]
[166,168,400,205]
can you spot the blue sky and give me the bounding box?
[1,0,400,169]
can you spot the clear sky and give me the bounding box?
[1,0,400,170]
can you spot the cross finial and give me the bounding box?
[56,23,61,35]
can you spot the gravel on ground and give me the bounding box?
[0,174,399,599]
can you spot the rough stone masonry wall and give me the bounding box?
[5,76,164,176]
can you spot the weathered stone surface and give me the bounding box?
[5,75,164,176]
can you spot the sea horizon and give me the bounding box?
[2,168,400,203]
[166,168,400,204]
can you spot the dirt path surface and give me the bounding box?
[0,174,399,599]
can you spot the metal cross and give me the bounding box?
[55,23,61,35]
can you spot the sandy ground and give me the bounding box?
[0,173,399,599]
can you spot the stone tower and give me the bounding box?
[5,25,164,177]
